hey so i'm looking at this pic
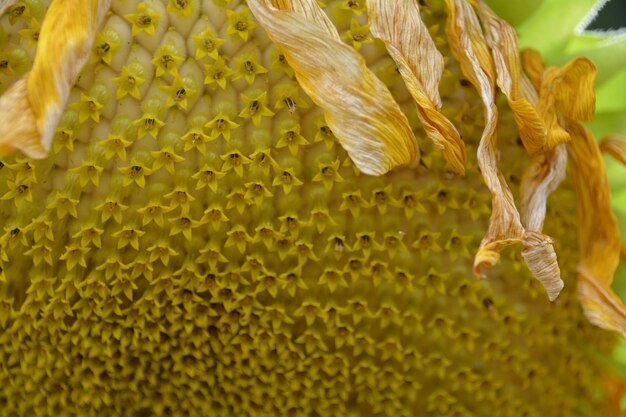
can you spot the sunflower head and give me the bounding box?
[0,0,624,415]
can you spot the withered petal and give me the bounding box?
[445,0,563,300]
[0,0,111,159]
[566,120,626,337]
[248,0,418,176]
[368,0,466,175]
[476,0,547,155]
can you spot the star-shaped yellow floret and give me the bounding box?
[344,19,373,51]
[133,113,165,139]
[167,0,194,17]
[124,3,160,36]
[151,44,184,78]
[17,18,40,48]
[313,160,344,190]
[111,60,146,100]
[159,76,197,109]
[276,125,310,155]
[232,53,267,85]
[91,28,121,65]
[226,9,256,42]
[239,91,274,126]
[203,57,232,89]
[205,113,239,141]
[69,93,103,123]
[192,27,224,60]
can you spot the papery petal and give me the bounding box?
[522,232,563,302]
[476,0,547,154]
[445,0,524,269]
[600,134,626,166]
[566,120,626,337]
[0,0,111,159]
[519,145,567,301]
[445,0,563,300]
[520,144,567,232]
[248,0,418,176]
[367,0,466,175]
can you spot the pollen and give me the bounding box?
[0,0,620,416]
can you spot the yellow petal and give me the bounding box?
[565,120,626,337]
[476,1,546,155]
[367,0,466,175]
[600,134,626,166]
[535,57,597,149]
[445,0,563,300]
[0,0,111,159]
[247,0,418,175]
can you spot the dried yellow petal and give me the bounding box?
[367,0,466,175]
[0,0,111,158]
[445,0,562,300]
[445,0,522,267]
[476,1,546,155]
[600,134,626,166]
[248,0,418,175]
[566,120,626,337]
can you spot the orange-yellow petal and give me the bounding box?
[0,0,111,159]
[535,57,597,150]
[566,120,626,337]
[247,0,418,176]
[367,0,466,175]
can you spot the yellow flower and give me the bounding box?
[0,0,624,415]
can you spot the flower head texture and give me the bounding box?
[0,0,624,416]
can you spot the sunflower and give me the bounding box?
[0,0,624,416]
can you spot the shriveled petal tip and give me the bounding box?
[522,232,563,302]
[0,0,111,159]
[600,134,626,166]
[446,0,525,274]
[368,0,466,175]
[566,120,626,336]
[248,0,418,176]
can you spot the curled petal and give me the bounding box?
[0,0,111,158]
[445,0,524,270]
[536,58,597,149]
[566,120,626,337]
[248,0,418,175]
[520,145,567,232]
[367,0,466,175]
[445,0,563,300]
[476,1,546,154]
[522,232,563,302]
[600,134,626,166]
